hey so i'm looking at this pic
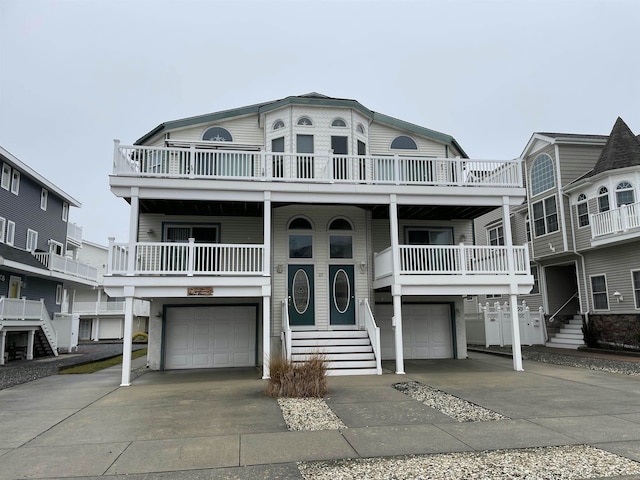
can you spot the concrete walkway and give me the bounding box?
[1,353,640,479]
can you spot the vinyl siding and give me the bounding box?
[572,201,593,251]
[166,114,264,146]
[557,145,602,187]
[369,122,447,157]
[371,218,474,253]
[76,243,109,279]
[21,276,61,318]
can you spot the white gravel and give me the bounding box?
[278,397,346,431]
[394,381,508,422]
[298,445,640,480]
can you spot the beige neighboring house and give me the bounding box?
[66,240,149,341]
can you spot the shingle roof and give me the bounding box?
[0,243,48,270]
[589,117,640,176]
[536,132,609,141]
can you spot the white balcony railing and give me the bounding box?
[66,222,83,245]
[108,240,264,276]
[32,252,98,282]
[113,142,523,188]
[0,297,58,354]
[591,202,640,238]
[72,301,125,315]
[374,244,530,279]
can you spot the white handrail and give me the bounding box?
[281,299,291,361]
[360,298,382,375]
[0,297,58,355]
[549,292,578,323]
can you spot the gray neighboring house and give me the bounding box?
[0,145,98,364]
[469,118,640,349]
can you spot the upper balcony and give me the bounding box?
[591,201,640,246]
[111,142,523,194]
[32,252,98,283]
[66,222,83,248]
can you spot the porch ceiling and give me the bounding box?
[368,204,497,220]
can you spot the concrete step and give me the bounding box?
[292,338,371,347]
[546,341,584,350]
[555,333,585,340]
[325,360,377,369]
[327,368,380,376]
[291,345,373,354]
[291,330,367,339]
[568,319,583,325]
[549,336,585,344]
[292,353,375,362]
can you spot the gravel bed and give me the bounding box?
[393,381,508,422]
[298,445,640,480]
[278,397,346,431]
[0,343,146,390]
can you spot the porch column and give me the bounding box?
[393,291,405,374]
[502,196,523,371]
[121,290,134,386]
[26,330,35,360]
[389,197,405,374]
[262,290,271,379]
[127,188,139,276]
[0,330,6,365]
[92,318,100,341]
[263,193,271,277]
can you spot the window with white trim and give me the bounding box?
[0,217,5,243]
[616,181,635,207]
[331,118,346,127]
[486,294,502,299]
[525,215,531,242]
[597,186,610,212]
[391,135,418,150]
[590,274,609,310]
[49,239,63,256]
[356,123,365,134]
[1,164,10,190]
[487,224,504,246]
[273,120,285,130]
[202,126,232,142]
[532,195,558,237]
[297,117,313,126]
[288,216,313,258]
[62,202,69,222]
[40,188,48,211]
[10,170,20,195]
[26,229,38,252]
[576,193,589,227]
[530,153,555,196]
[632,270,640,309]
[6,221,15,246]
[530,266,540,294]
[55,285,63,305]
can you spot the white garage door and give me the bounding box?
[165,306,256,369]
[377,304,453,360]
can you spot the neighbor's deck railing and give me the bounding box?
[374,244,529,278]
[107,239,264,275]
[0,297,58,354]
[113,141,523,188]
[72,301,125,315]
[32,253,98,282]
[66,222,83,245]
[591,201,640,238]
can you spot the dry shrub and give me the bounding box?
[264,352,328,398]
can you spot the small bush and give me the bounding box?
[132,332,148,343]
[582,318,599,348]
[264,352,328,398]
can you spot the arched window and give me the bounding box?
[530,154,555,195]
[331,118,346,127]
[616,181,635,207]
[356,123,365,135]
[576,193,589,227]
[288,217,313,230]
[297,117,313,126]
[273,120,285,130]
[202,127,232,142]
[598,186,610,212]
[328,218,353,230]
[390,135,418,150]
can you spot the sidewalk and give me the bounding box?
[1,352,640,479]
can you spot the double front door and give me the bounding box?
[287,264,355,327]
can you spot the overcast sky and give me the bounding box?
[1,0,639,244]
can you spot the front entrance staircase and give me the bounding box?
[546,314,586,349]
[290,330,379,376]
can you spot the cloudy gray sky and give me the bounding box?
[1,0,639,244]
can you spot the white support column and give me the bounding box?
[502,196,523,371]
[127,188,139,276]
[121,292,134,386]
[510,294,523,371]
[93,318,100,341]
[263,194,271,277]
[389,197,405,374]
[393,291,405,374]
[0,330,6,365]
[26,330,35,360]
[262,292,271,379]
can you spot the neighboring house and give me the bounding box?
[0,145,99,364]
[67,240,150,342]
[470,117,640,349]
[104,93,533,385]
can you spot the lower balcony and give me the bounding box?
[373,244,533,295]
[32,252,98,282]
[591,202,640,245]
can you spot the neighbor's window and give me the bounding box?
[576,193,589,227]
[6,220,15,246]
[10,170,20,195]
[532,196,558,237]
[633,270,640,309]
[391,135,418,150]
[1,164,10,190]
[530,266,540,294]
[55,285,63,305]
[26,229,38,252]
[40,189,48,211]
[530,153,555,196]
[487,224,504,246]
[0,217,5,243]
[616,181,635,207]
[590,275,609,310]
[62,202,69,222]
[598,187,610,212]
[202,126,232,142]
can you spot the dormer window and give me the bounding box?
[598,187,610,212]
[331,119,346,127]
[202,126,232,142]
[616,181,635,207]
[273,120,285,130]
[530,153,555,196]
[390,135,418,150]
[297,117,313,126]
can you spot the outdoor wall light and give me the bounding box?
[146,229,155,236]
[359,261,367,274]
[276,264,284,274]
[613,291,624,302]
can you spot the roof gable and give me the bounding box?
[590,117,640,176]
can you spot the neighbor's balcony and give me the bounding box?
[107,240,264,276]
[112,142,523,188]
[591,202,640,238]
[32,252,98,282]
[66,222,83,247]
[72,301,125,315]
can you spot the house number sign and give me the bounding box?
[187,287,213,296]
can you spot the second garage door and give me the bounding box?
[377,303,453,360]
[164,306,256,369]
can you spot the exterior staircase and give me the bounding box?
[290,329,379,376]
[546,315,586,350]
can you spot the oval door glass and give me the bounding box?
[292,269,310,314]
[333,269,351,314]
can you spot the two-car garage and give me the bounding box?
[164,306,257,370]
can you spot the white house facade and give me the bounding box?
[104,93,533,385]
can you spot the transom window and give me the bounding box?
[202,127,232,142]
[532,195,558,237]
[487,224,504,245]
[598,186,610,212]
[328,218,353,231]
[530,153,555,196]
[297,117,313,126]
[356,123,365,134]
[331,118,346,127]
[391,135,418,150]
[288,217,313,230]
[590,275,609,310]
[633,270,640,309]
[273,120,285,130]
[616,181,635,207]
[576,193,589,227]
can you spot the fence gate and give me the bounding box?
[480,301,545,347]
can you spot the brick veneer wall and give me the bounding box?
[589,314,640,349]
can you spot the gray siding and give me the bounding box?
[572,201,593,251]
[557,144,602,187]
[0,270,61,318]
